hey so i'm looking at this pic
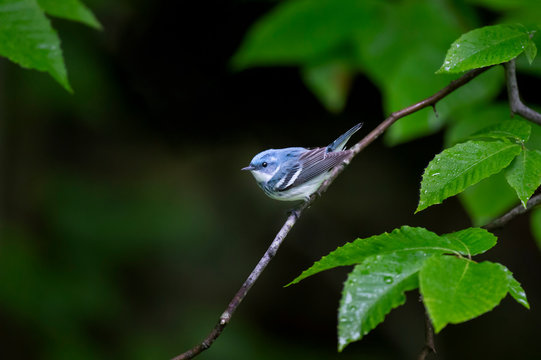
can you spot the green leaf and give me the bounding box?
[0,0,71,91]
[353,0,499,145]
[420,256,509,333]
[338,252,426,351]
[417,140,522,212]
[437,24,531,74]
[382,48,454,145]
[446,105,529,224]
[232,0,381,68]
[468,120,531,143]
[460,172,518,226]
[498,264,530,309]
[287,226,497,286]
[441,227,497,256]
[524,38,537,64]
[37,0,101,29]
[532,208,541,251]
[302,61,353,113]
[354,0,463,87]
[505,148,541,207]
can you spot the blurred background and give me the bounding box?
[1,0,541,359]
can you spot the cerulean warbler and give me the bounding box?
[242,123,363,201]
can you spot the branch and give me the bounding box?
[172,208,305,360]
[417,309,436,360]
[172,65,492,360]
[483,193,541,231]
[504,59,541,125]
[318,66,492,195]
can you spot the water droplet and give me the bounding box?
[444,66,451,71]
[456,43,460,48]
[383,276,394,284]
[431,172,440,176]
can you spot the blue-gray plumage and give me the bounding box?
[242,123,363,201]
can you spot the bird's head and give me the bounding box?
[242,150,280,184]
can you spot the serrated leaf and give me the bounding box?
[446,105,525,224]
[531,209,541,251]
[302,61,353,113]
[287,226,497,286]
[497,264,530,309]
[469,120,531,143]
[420,256,509,333]
[0,0,71,91]
[505,148,541,207]
[437,24,531,74]
[338,252,426,350]
[460,172,518,226]
[524,38,537,64]
[441,227,497,256]
[417,140,522,212]
[37,0,101,29]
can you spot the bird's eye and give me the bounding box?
[262,162,268,167]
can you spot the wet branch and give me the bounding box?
[504,59,541,125]
[483,193,541,230]
[417,309,436,360]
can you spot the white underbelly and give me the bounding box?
[266,173,328,201]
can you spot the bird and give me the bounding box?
[242,123,363,201]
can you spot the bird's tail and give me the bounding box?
[326,123,363,152]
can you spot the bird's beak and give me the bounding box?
[241,165,255,171]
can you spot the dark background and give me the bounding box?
[1,0,540,359]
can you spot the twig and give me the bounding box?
[483,193,541,230]
[504,59,541,125]
[318,65,492,195]
[172,208,305,360]
[172,66,492,360]
[417,309,436,360]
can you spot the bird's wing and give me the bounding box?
[271,148,350,191]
